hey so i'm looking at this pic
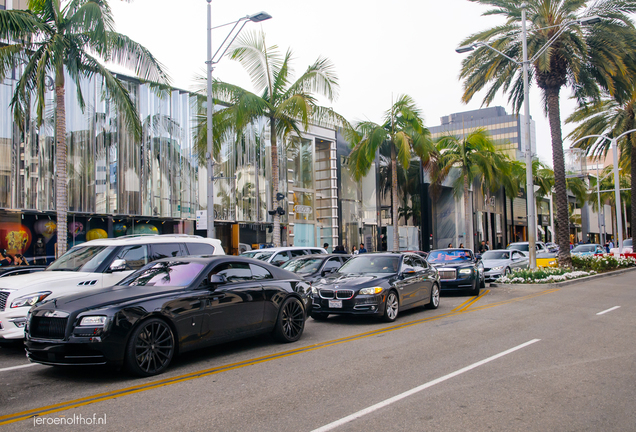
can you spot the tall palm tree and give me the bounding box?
[200,30,346,247]
[458,0,636,266]
[433,129,509,250]
[567,88,636,243]
[346,95,435,251]
[0,0,169,256]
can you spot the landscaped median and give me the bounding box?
[490,254,636,287]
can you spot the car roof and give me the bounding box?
[148,255,303,279]
[71,234,222,247]
[242,246,327,253]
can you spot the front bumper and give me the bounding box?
[24,335,125,366]
[311,294,386,316]
[484,270,504,282]
[0,310,28,340]
[439,275,476,291]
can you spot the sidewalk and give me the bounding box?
[488,266,636,289]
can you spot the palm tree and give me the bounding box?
[433,129,509,250]
[567,88,636,243]
[458,0,636,266]
[346,95,435,251]
[199,30,346,247]
[0,0,169,256]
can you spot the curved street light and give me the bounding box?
[569,129,636,254]
[455,7,600,268]
[206,2,272,238]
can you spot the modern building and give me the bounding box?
[0,0,28,10]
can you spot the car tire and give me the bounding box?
[310,312,329,321]
[124,318,175,377]
[382,291,399,322]
[426,283,440,309]
[504,267,511,276]
[470,279,480,296]
[272,296,305,343]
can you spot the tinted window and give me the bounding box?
[401,256,415,272]
[186,243,216,256]
[270,252,290,265]
[323,258,342,271]
[241,250,274,261]
[212,262,252,282]
[412,256,427,270]
[250,264,273,280]
[428,250,473,263]
[309,248,326,254]
[483,251,510,260]
[507,243,530,252]
[150,243,184,261]
[290,250,307,258]
[124,262,205,287]
[48,246,116,272]
[281,258,323,273]
[338,256,400,274]
[114,245,149,270]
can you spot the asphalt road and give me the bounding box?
[1,270,635,431]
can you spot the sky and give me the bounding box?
[108,0,587,167]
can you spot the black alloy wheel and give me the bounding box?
[311,312,329,321]
[427,283,440,309]
[125,318,175,377]
[470,278,480,296]
[273,297,305,343]
[382,291,399,322]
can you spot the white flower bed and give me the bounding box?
[496,269,596,284]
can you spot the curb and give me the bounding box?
[488,266,636,289]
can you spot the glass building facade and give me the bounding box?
[0,66,338,258]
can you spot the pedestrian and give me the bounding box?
[323,242,329,249]
[485,240,490,250]
[479,241,487,254]
[14,253,29,266]
[0,250,14,266]
[447,243,453,248]
[352,246,358,255]
[359,243,367,254]
[459,243,464,248]
[608,238,614,250]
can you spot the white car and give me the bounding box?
[240,246,327,266]
[0,234,223,341]
[609,238,633,255]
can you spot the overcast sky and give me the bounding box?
[109,0,588,166]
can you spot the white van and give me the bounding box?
[0,234,223,340]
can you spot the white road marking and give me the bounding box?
[597,306,620,316]
[0,363,39,373]
[311,339,541,432]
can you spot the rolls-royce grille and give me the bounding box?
[439,270,457,280]
[319,289,355,300]
[30,317,67,340]
[0,291,8,311]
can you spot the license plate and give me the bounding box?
[328,300,342,308]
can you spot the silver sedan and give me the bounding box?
[481,249,528,282]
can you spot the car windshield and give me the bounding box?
[507,244,530,252]
[428,250,473,263]
[281,258,323,274]
[119,261,205,287]
[482,251,510,260]
[572,245,596,253]
[47,245,116,272]
[240,250,274,261]
[338,256,400,274]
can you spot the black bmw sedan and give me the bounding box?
[426,249,485,296]
[24,256,310,377]
[280,254,350,283]
[310,253,440,322]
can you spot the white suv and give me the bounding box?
[0,234,223,340]
[240,246,327,266]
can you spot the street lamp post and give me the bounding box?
[569,128,636,254]
[206,1,272,239]
[456,7,600,268]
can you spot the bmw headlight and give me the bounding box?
[311,286,318,295]
[10,292,52,308]
[79,316,108,326]
[359,287,384,295]
[491,266,503,271]
[458,269,473,275]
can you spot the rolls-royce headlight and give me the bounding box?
[79,316,108,326]
[458,269,473,275]
[10,292,52,308]
[359,287,384,295]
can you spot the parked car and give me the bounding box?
[481,249,528,282]
[0,265,48,278]
[240,246,327,267]
[427,248,485,296]
[571,244,605,256]
[310,252,439,322]
[25,256,309,377]
[609,238,633,254]
[507,241,558,267]
[545,242,559,253]
[280,254,350,283]
[404,250,429,259]
[0,234,223,341]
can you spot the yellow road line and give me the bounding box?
[0,287,559,425]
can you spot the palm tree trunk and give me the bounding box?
[55,84,68,257]
[630,133,635,241]
[464,176,471,250]
[270,118,281,247]
[391,145,399,251]
[545,87,571,267]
